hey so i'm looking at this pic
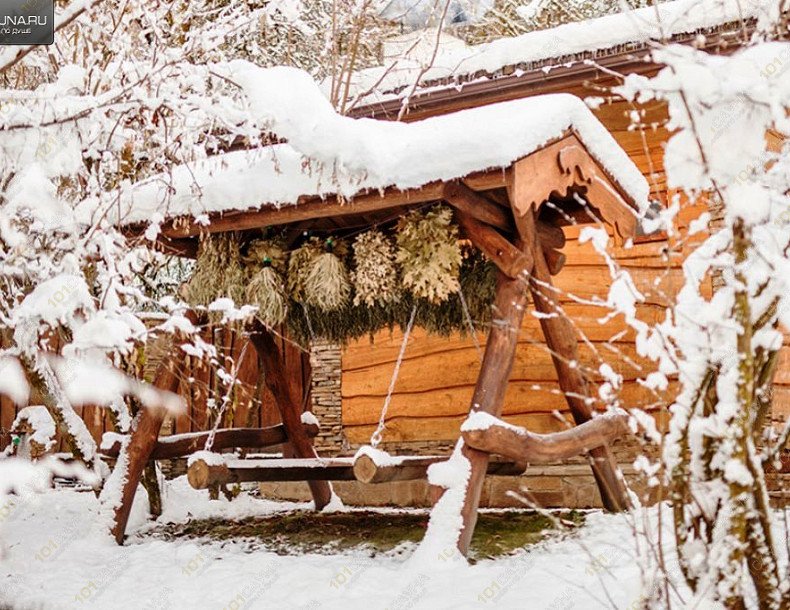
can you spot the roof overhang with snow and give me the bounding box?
[128,128,642,259]
[113,77,648,256]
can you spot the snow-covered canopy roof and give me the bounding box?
[344,0,775,109]
[108,63,647,238]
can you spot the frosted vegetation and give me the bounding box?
[0,1,788,609]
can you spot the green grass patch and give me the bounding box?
[147,509,585,560]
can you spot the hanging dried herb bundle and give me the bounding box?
[304,237,351,312]
[287,237,322,303]
[351,229,400,308]
[185,233,246,308]
[287,248,496,345]
[396,205,462,304]
[245,238,288,327]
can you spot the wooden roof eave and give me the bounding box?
[141,131,639,253]
[349,20,757,123]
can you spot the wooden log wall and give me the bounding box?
[0,327,311,452]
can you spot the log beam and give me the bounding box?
[188,458,357,488]
[353,454,526,484]
[454,210,532,280]
[462,413,630,464]
[100,423,319,460]
[444,181,513,232]
[542,247,566,276]
[248,322,333,510]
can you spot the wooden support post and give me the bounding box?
[455,270,531,555]
[509,165,631,512]
[110,333,187,544]
[248,321,333,510]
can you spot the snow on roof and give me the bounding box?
[106,63,648,228]
[345,0,773,107]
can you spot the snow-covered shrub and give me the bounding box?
[612,36,790,610]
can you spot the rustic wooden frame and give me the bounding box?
[111,135,638,548]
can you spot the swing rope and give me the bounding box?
[370,303,418,448]
[458,288,483,364]
[205,340,249,452]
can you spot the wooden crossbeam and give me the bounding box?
[462,413,630,463]
[188,457,358,488]
[187,454,528,488]
[353,454,526,484]
[443,181,513,231]
[100,423,319,460]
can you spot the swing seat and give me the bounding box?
[187,453,528,489]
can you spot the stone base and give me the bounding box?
[259,464,658,509]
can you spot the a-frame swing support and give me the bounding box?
[110,315,332,544]
[449,153,633,555]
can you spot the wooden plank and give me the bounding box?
[341,376,677,429]
[341,302,671,370]
[343,342,668,396]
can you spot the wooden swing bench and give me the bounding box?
[113,126,646,555]
[186,453,528,488]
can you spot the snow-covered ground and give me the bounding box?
[0,479,786,610]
